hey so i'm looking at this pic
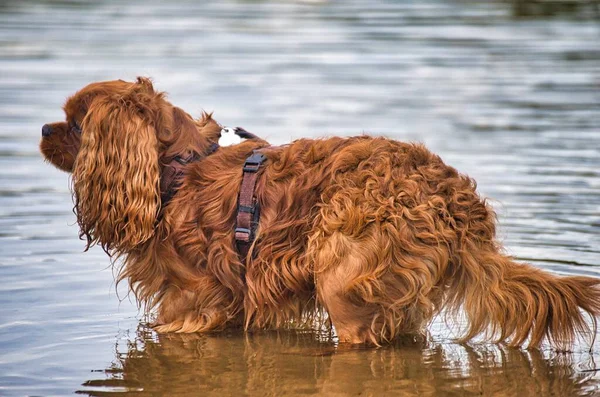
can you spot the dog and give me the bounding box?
[40,77,600,347]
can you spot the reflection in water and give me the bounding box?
[78,326,600,396]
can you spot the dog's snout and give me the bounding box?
[41,124,53,137]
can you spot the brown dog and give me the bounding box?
[40,77,600,347]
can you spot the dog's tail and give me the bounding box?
[445,241,600,348]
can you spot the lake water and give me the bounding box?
[1,0,599,395]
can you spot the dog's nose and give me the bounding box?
[41,124,53,137]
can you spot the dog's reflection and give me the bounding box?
[78,327,600,396]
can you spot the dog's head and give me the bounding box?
[40,77,219,254]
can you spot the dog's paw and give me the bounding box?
[153,321,184,333]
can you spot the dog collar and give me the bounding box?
[159,143,219,210]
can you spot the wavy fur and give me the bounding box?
[73,97,160,252]
[40,78,600,348]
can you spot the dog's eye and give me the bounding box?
[71,122,82,134]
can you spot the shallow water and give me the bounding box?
[0,0,599,395]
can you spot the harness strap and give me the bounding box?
[235,151,267,260]
[160,143,219,208]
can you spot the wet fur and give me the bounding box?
[40,78,600,348]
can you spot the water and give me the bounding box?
[1,0,599,395]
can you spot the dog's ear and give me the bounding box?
[72,94,160,254]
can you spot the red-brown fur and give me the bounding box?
[40,78,600,348]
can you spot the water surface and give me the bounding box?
[1,0,599,395]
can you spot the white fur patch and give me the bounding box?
[218,127,242,147]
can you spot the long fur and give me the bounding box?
[40,78,600,348]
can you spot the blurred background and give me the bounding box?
[0,0,599,395]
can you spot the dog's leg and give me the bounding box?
[316,252,381,344]
[153,279,242,333]
[312,229,440,345]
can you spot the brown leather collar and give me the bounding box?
[160,143,219,209]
